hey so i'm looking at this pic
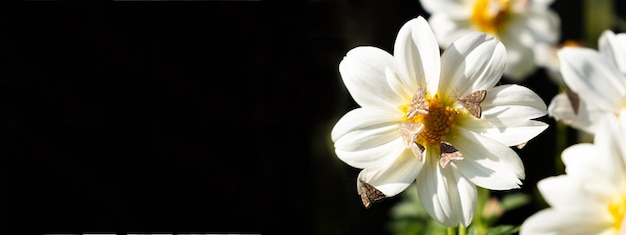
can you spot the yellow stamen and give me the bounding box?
[609,197,626,231]
[471,0,510,34]
[401,94,458,147]
[561,40,584,48]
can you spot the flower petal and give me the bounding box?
[599,30,626,74]
[393,16,441,95]
[331,108,404,169]
[562,116,626,197]
[499,35,536,81]
[416,147,476,227]
[531,0,556,5]
[482,84,548,120]
[385,67,414,101]
[465,85,548,146]
[520,208,614,235]
[439,32,506,99]
[357,148,423,197]
[461,117,548,147]
[451,128,524,190]
[559,47,626,111]
[561,145,621,202]
[524,7,561,44]
[339,46,406,109]
[536,175,604,211]
[427,14,475,49]
[547,92,605,134]
[418,0,471,19]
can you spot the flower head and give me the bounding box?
[548,30,626,135]
[331,16,548,227]
[419,0,561,81]
[520,115,626,234]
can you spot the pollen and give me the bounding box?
[402,94,458,147]
[471,0,510,34]
[608,197,626,231]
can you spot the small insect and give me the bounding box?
[516,142,527,149]
[439,141,463,168]
[400,122,425,160]
[456,90,487,118]
[407,88,429,119]
[565,90,580,115]
[358,180,387,209]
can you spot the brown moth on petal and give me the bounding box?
[358,180,387,209]
[565,90,580,115]
[456,90,487,118]
[408,142,426,161]
[400,122,425,161]
[439,141,463,168]
[407,88,429,119]
[400,122,424,146]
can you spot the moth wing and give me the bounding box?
[408,142,426,162]
[407,88,429,119]
[565,90,580,115]
[400,122,425,160]
[440,142,463,168]
[457,90,486,118]
[358,183,372,209]
[358,180,387,208]
[400,122,424,146]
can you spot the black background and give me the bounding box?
[0,1,620,234]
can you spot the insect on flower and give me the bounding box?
[332,16,548,226]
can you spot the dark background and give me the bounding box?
[0,1,621,234]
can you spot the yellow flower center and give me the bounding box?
[609,197,626,232]
[471,0,510,34]
[403,94,458,146]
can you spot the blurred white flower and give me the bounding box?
[331,16,548,227]
[548,30,626,134]
[533,40,584,85]
[520,115,626,235]
[419,0,561,81]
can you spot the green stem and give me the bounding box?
[554,121,567,174]
[447,227,456,235]
[583,0,613,48]
[458,225,467,235]
[472,187,490,234]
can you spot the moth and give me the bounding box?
[456,90,487,118]
[407,88,429,119]
[439,141,463,168]
[400,122,425,160]
[358,180,387,209]
[565,90,580,115]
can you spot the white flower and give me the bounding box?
[548,30,626,135]
[533,40,584,85]
[331,16,548,227]
[419,0,561,81]
[520,115,626,235]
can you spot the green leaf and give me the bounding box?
[484,225,520,235]
[466,226,478,235]
[500,193,530,212]
[388,184,447,235]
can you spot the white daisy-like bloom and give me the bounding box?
[533,40,584,85]
[520,115,626,235]
[547,30,626,135]
[331,16,548,227]
[419,0,561,81]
